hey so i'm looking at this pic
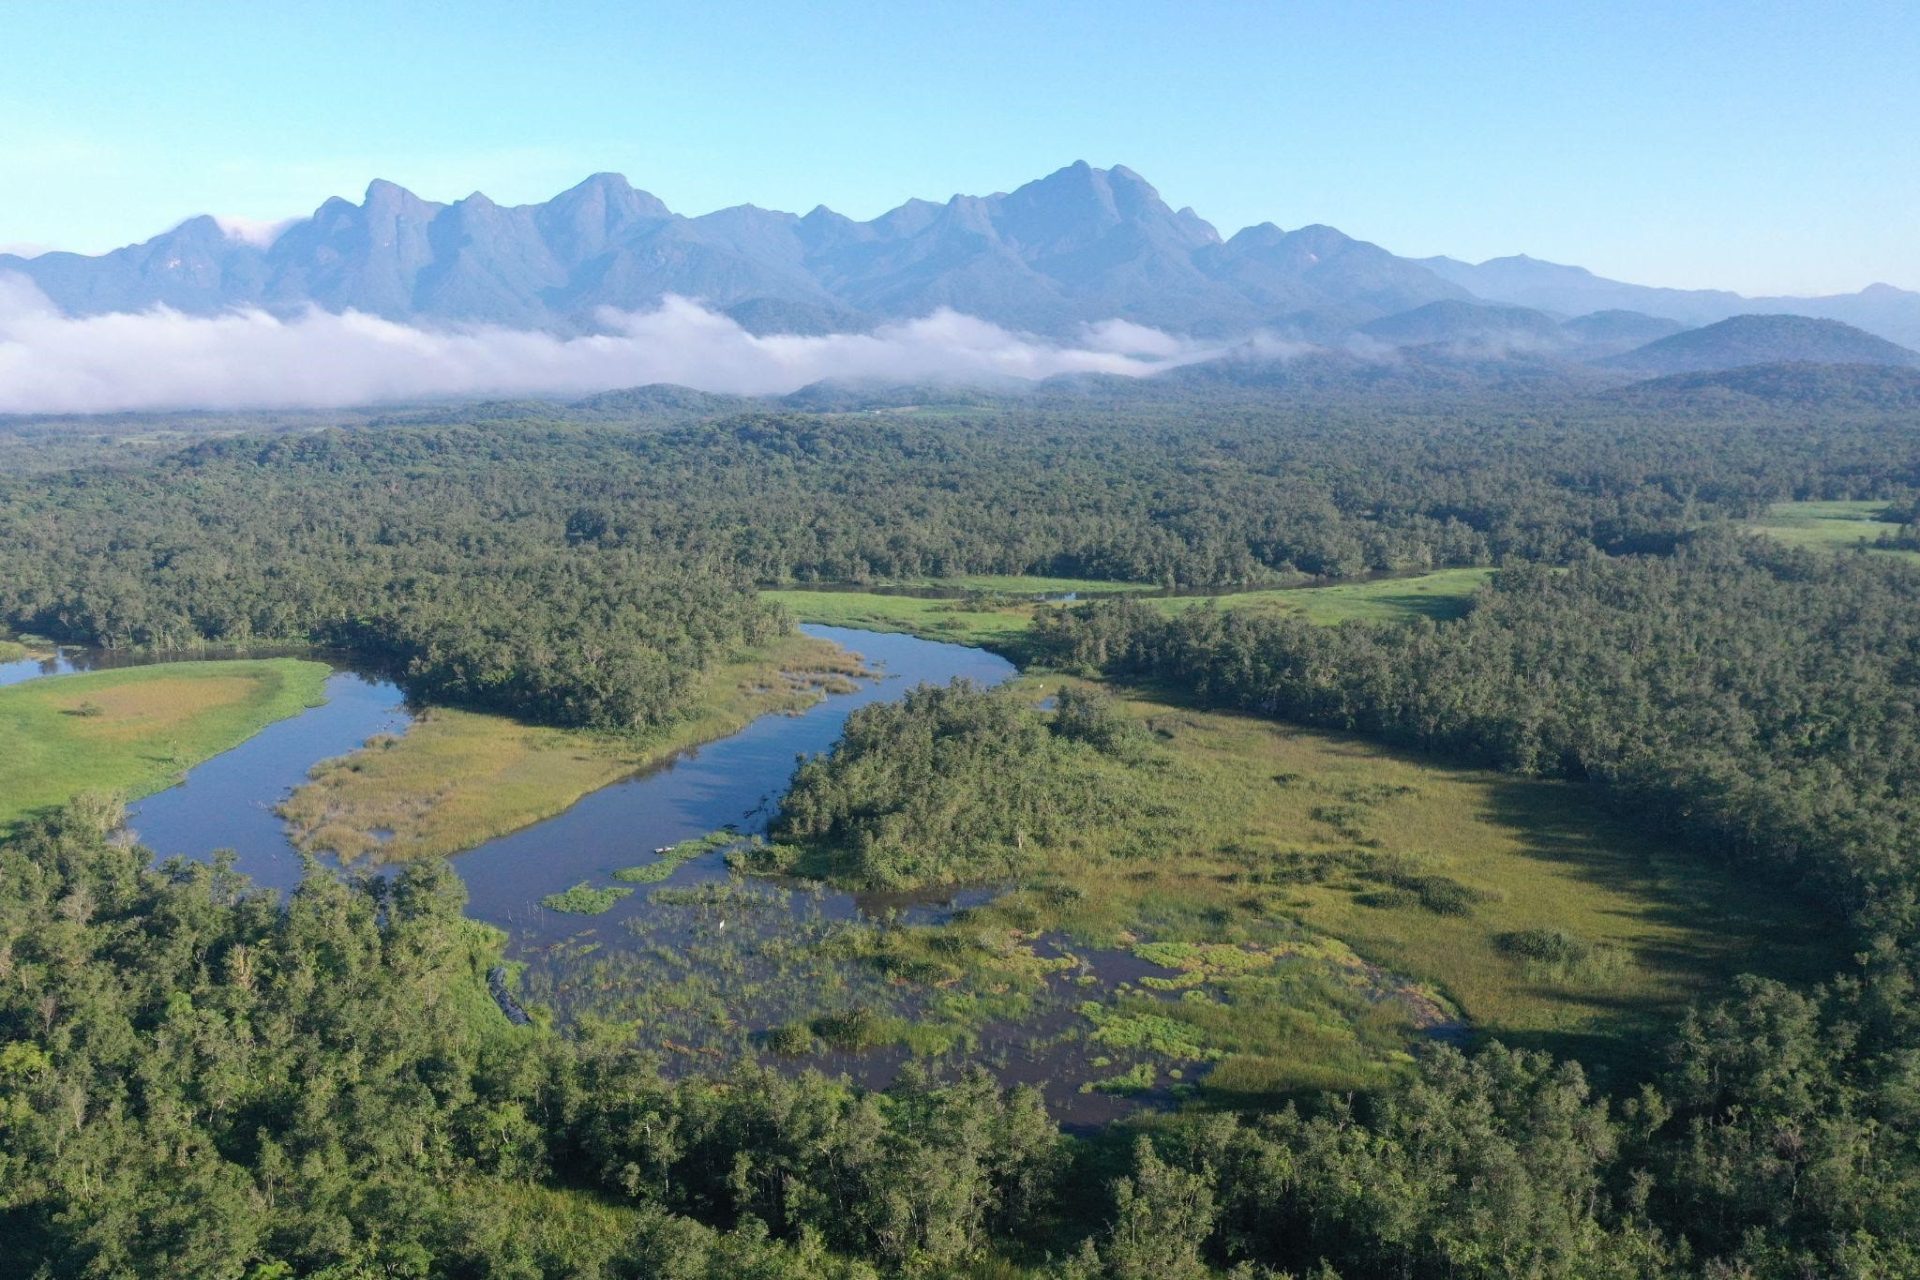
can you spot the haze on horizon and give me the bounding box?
[4,0,1917,298]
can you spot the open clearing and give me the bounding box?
[764,567,1493,651]
[1147,567,1495,624]
[1748,499,1920,561]
[0,659,329,830]
[280,631,867,860]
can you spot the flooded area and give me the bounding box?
[10,625,1445,1124]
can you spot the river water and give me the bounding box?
[453,626,1014,942]
[3,628,1006,908]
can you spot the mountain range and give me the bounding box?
[6,161,1919,364]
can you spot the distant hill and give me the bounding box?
[1603,315,1920,375]
[1559,310,1688,357]
[1161,340,1604,398]
[1424,255,1920,349]
[1610,361,1920,410]
[569,385,759,418]
[1358,300,1565,352]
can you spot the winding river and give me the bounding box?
[17,626,1009,931]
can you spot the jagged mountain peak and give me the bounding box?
[9,164,1916,348]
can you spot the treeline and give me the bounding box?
[3,799,1913,1276]
[0,446,784,729]
[4,388,1919,731]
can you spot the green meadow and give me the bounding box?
[0,659,330,830]
[721,674,1842,1100]
[1748,499,1920,561]
[764,567,1494,651]
[1148,567,1496,624]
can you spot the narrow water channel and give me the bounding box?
[455,626,1014,942]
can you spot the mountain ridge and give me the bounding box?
[4,162,1916,348]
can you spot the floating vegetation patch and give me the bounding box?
[811,1006,900,1050]
[614,829,742,883]
[1133,941,1280,990]
[1081,1004,1222,1060]
[1084,1061,1160,1095]
[540,882,635,915]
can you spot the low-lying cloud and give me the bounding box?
[0,276,1225,414]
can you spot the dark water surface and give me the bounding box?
[0,649,85,686]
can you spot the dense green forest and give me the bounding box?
[3,385,1918,730]
[5,384,1920,1275]
[3,797,1910,1276]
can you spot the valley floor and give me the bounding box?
[762,566,1495,653]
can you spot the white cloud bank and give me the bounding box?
[212,215,299,248]
[0,276,1225,414]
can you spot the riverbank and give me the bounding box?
[279,630,868,862]
[0,659,331,830]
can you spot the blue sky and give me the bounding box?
[4,0,1915,295]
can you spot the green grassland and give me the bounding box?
[279,631,867,861]
[1149,567,1496,624]
[0,639,28,661]
[853,573,1156,595]
[1097,687,1838,1061]
[763,589,1043,649]
[0,659,331,830]
[1748,499,1920,561]
[764,567,1494,651]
